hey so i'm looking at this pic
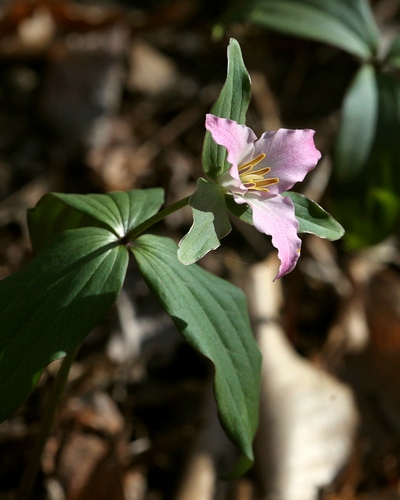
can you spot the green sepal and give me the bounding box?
[225,195,253,225]
[284,192,345,240]
[202,38,251,180]
[178,178,231,265]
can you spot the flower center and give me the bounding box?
[238,153,279,192]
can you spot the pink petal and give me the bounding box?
[253,129,321,195]
[238,193,301,280]
[205,115,256,171]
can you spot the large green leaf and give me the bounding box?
[28,189,164,252]
[0,227,128,421]
[202,38,251,180]
[334,64,378,182]
[178,178,231,264]
[131,235,261,472]
[224,0,379,59]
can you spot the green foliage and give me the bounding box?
[202,38,251,180]
[178,179,231,264]
[386,34,400,69]
[224,0,379,59]
[183,38,252,264]
[1,185,262,467]
[334,64,378,182]
[132,234,261,471]
[333,73,400,248]
[0,188,165,420]
[28,189,164,252]
[284,193,345,240]
[338,187,400,250]
[0,228,128,421]
[225,195,254,226]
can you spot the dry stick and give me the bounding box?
[17,347,79,500]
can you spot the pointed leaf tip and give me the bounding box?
[132,235,261,469]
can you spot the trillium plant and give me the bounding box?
[0,39,343,495]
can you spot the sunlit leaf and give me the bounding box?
[28,189,164,252]
[0,228,128,421]
[202,38,251,180]
[224,0,379,59]
[132,235,261,472]
[178,179,231,264]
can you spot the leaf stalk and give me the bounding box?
[125,195,191,241]
[17,347,79,500]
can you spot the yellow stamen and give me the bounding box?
[238,153,279,192]
[238,153,267,174]
[254,178,280,188]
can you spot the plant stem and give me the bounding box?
[17,347,79,500]
[125,195,191,242]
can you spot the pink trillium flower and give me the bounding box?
[205,114,322,280]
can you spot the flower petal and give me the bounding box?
[241,193,301,280]
[205,115,256,170]
[253,129,321,194]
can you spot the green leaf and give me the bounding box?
[331,73,400,249]
[178,179,231,264]
[386,33,400,69]
[224,0,379,59]
[28,189,165,252]
[131,235,261,471]
[334,64,378,182]
[202,38,251,180]
[285,192,345,240]
[343,187,400,249]
[374,73,400,165]
[0,227,128,421]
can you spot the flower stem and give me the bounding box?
[17,347,79,500]
[125,195,191,242]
